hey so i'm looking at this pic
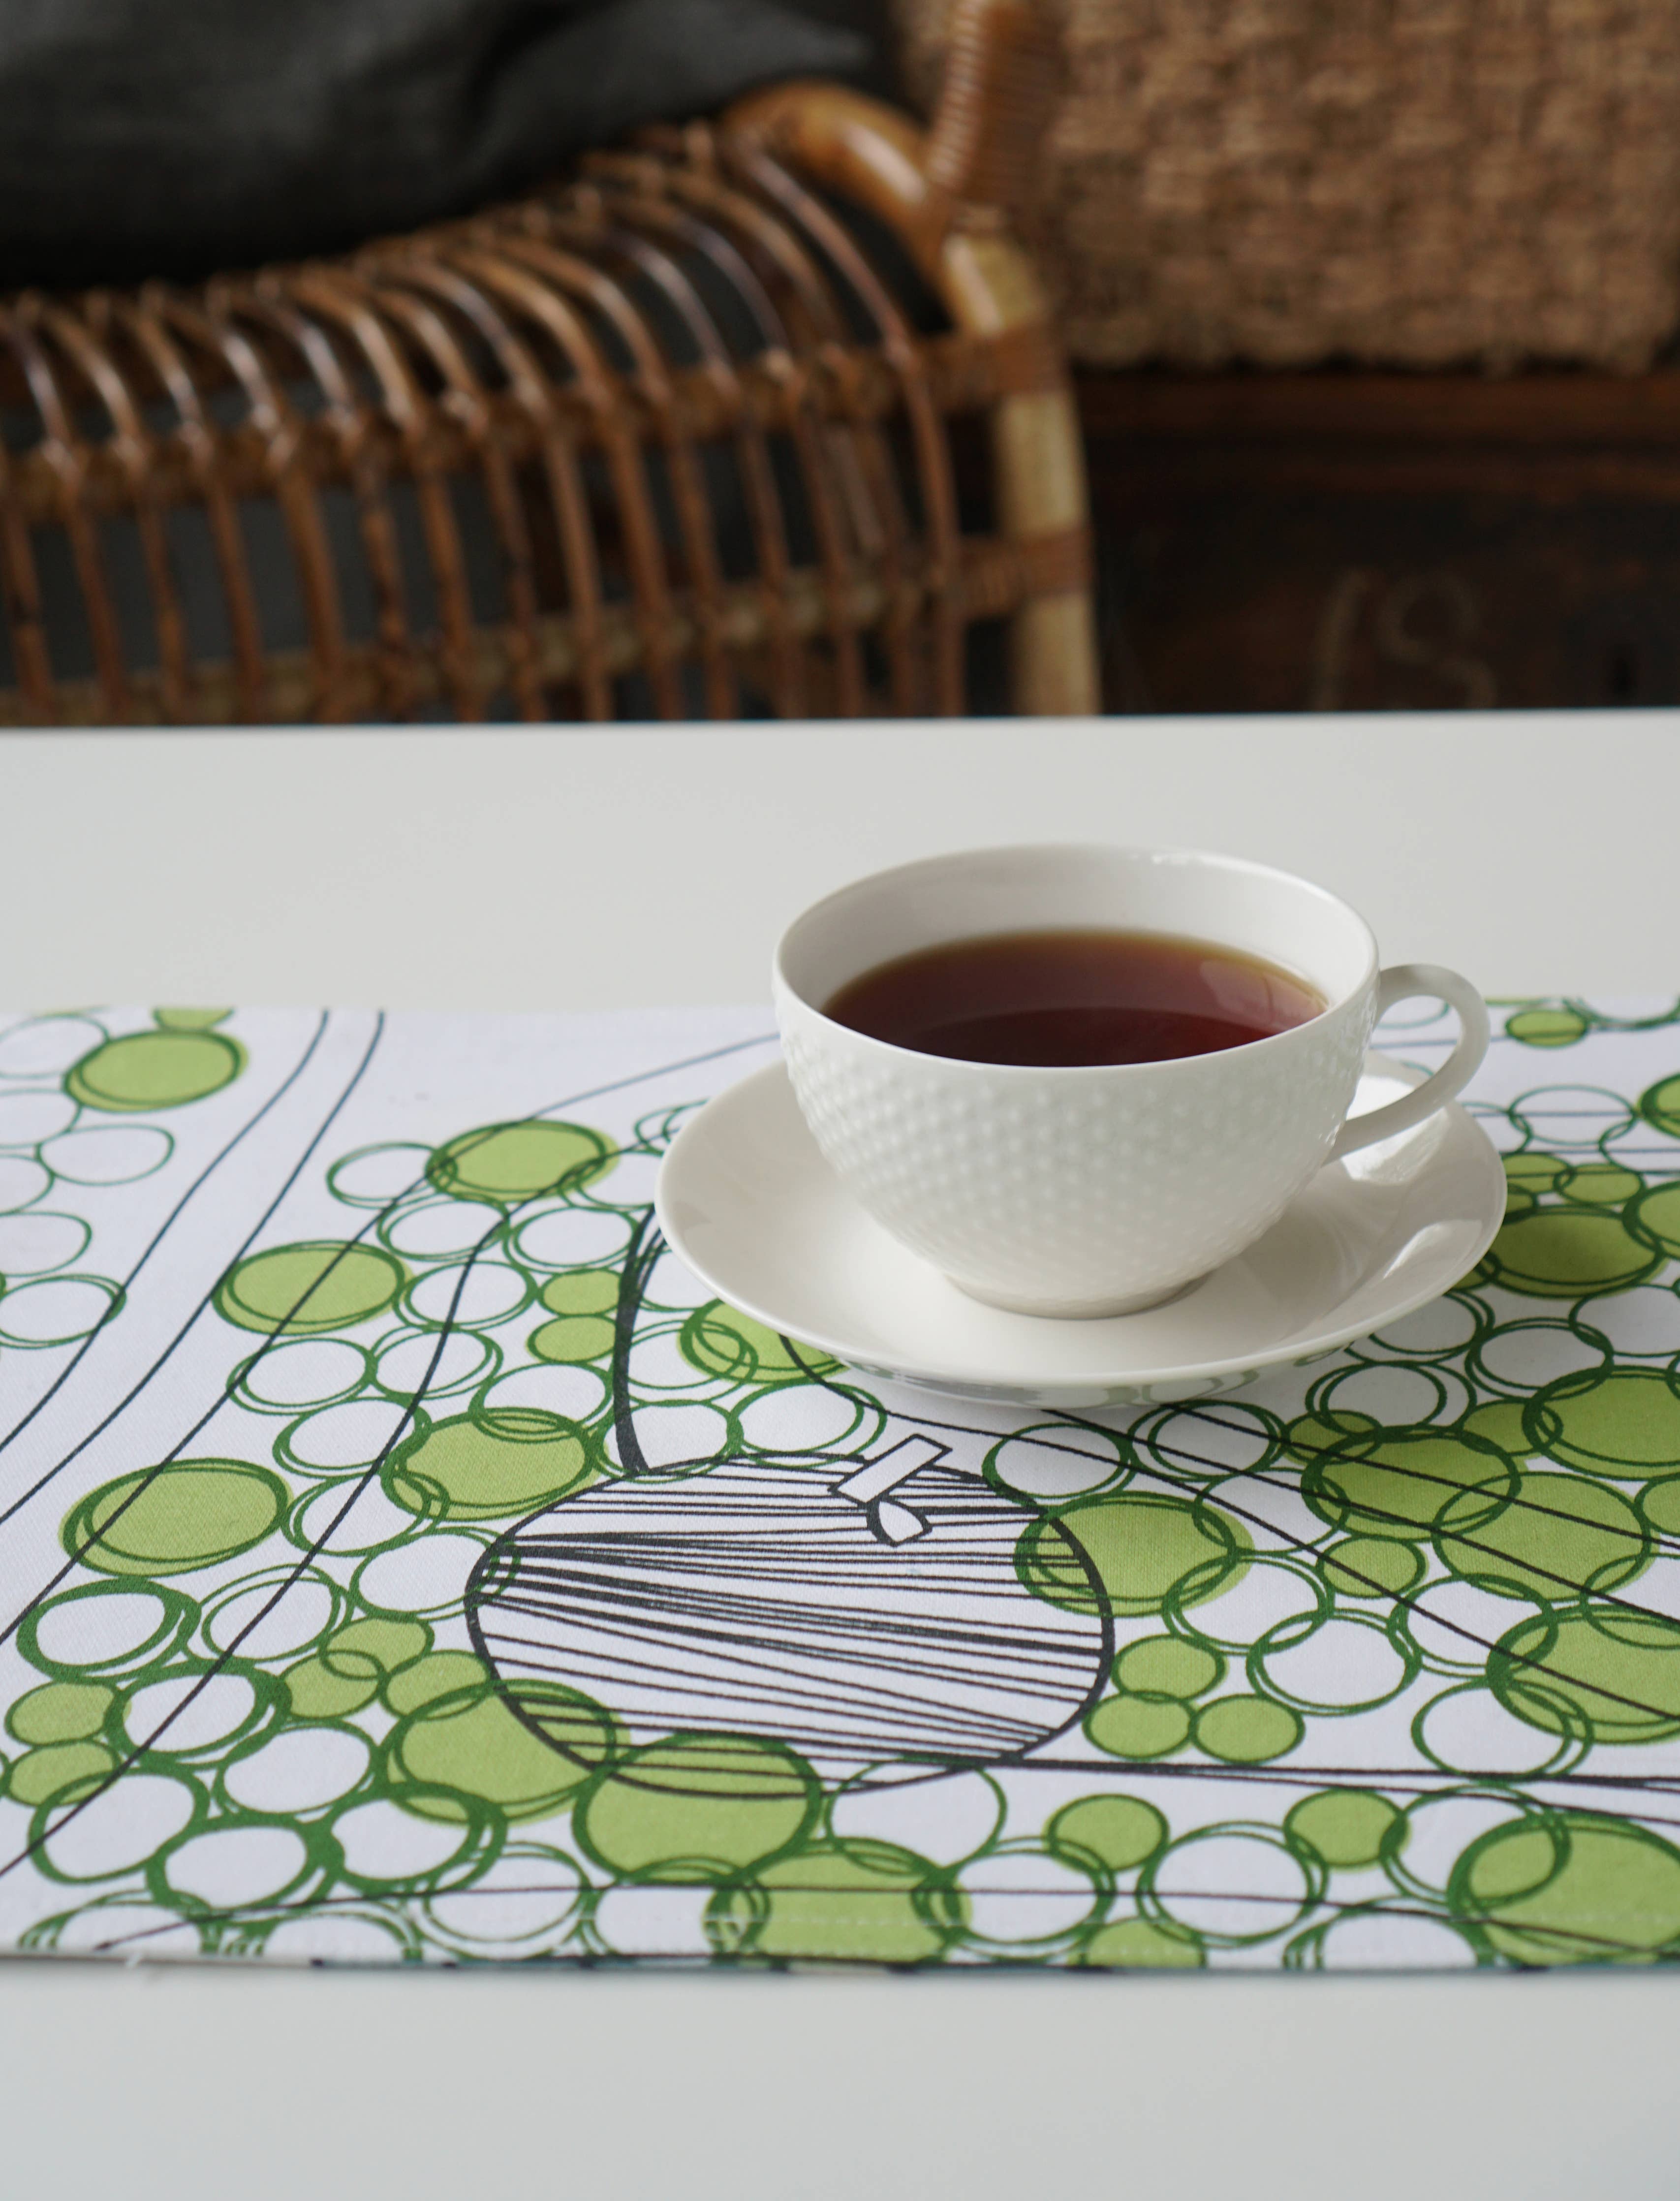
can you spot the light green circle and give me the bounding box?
[1640,1073,1680,1140]
[1481,1210,1659,1299]
[1507,1007,1588,1049]
[577,1735,817,1879]
[1085,1696,1191,1761]
[1505,1152,1568,1197]
[286,1617,432,1720]
[390,1679,614,1822]
[7,1681,113,1746]
[215,1241,406,1338]
[1019,1494,1249,1618]
[1493,1607,1680,1744]
[383,1651,488,1716]
[1288,1410,1377,1467]
[1285,1789,1400,1868]
[384,1407,594,1522]
[1303,1429,1514,1542]
[1628,1182,1680,1259]
[331,1616,429,1676]
[1048,1795,1167,1873]
[540,1270,620,1317]
[285,1654,379,1722]
[66,1029,243,1113]
[1321,1538,1425,1598]
[426,1120,615,1205]
[1560,1162,1642,1209]
[1454,1813,1680,1965]
[8,1741,113,1806]
[1436,1471,1649,1602]
[1194,1695,1303,1764]
[679,1301,836,1382]
[733,1840,948,1963]
[1113,1635,1221,1700]
[530,1315,617,1365]
[1527,1368,1680,1479]
[1077,1917,1204,1968]
[1462,1400,1533,1456]
[63,1461,289,1577]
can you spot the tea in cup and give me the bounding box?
[773,844,1489,1318]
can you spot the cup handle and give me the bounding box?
[1330,964,1491,1162]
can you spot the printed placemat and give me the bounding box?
[0,996,1677,1971]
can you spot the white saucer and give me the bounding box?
[654,1054,1507,1409]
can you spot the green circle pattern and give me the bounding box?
[11,1002,1680,1969]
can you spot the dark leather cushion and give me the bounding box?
[0,0,879,287]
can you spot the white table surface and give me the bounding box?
[2,709,1679,2201]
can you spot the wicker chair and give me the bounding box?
[0,0,1094,727]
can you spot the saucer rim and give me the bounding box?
[654,1053,1507,1392]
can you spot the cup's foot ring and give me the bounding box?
[947,1273,1210,1321]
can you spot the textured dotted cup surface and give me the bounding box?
[774,846,1382,1318]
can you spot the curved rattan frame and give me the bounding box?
[0,0,1095,725]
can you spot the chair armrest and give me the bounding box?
[727,0,1097,717]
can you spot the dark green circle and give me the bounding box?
[124,1658,283,1767]
[17,1581,197,1680]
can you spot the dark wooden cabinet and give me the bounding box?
[1081,372,1680,716]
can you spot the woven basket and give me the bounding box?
[894,0,1680,371]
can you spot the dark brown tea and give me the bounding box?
[824,929,1325,1068]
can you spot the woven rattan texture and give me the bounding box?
[0,119,1082,725]
[895,0,1680,371]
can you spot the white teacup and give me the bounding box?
[773,844,1489,1319]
